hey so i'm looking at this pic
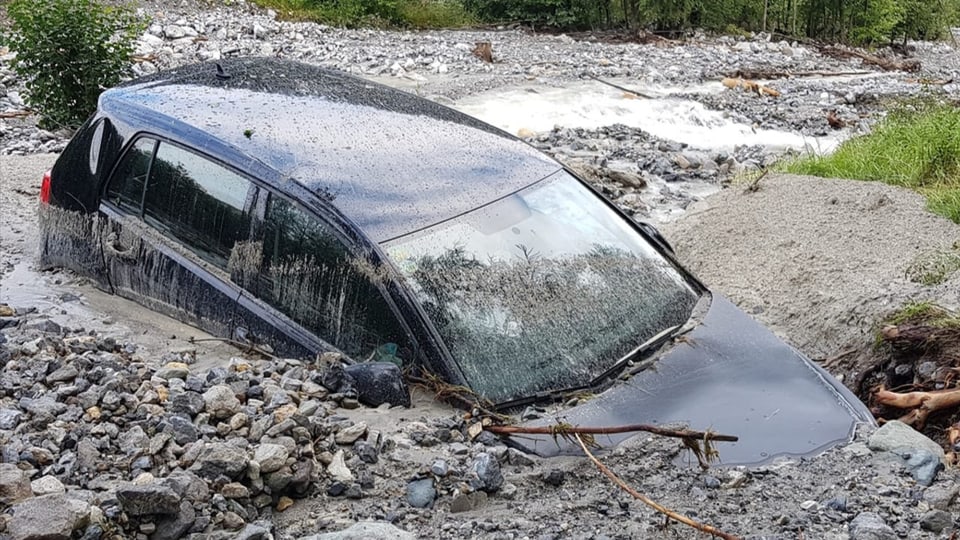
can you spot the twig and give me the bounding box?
[744,169,770,193]
[486,423,738,442]
[187,336,279,360]
[574,434,743,540]
[586,74,655,99]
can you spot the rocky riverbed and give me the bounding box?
[4,1,960,539]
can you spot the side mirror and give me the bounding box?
[637,222,675,255]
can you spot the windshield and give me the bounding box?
[385,171,700,403]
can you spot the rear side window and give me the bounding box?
[106,138,155,214]
[253,196,412,362]
[142,143,255,269]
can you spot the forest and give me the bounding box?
[462,0,960,43]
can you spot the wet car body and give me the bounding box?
[41,58,873,465]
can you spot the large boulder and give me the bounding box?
[6,494,91,540]
[0,463,33,505]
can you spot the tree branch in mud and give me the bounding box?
[487,423,737,469]
[574,434,743,540]
[873,386,960,428]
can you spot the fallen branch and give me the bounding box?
[574,434,743,540]
[727,69,872,80]
[587,75,655,99]
[722,77,780,97]
[874,385,960,428]
[820,46,921,72]
[0,110,31,119]
[486,423,738,442]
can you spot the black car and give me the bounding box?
[40,57,873,464]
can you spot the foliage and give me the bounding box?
[255,0,472,27]
[3,0,145,129]
[785,101,960,223]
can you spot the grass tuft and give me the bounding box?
[785,101,960,223]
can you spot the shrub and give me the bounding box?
[4,0,145,129]
[786,101,960,223]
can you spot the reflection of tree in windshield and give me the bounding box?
[408,245,697,402]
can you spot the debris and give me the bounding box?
[587,74,655,99]
[726,68,872,80]
[721,77,781,97]
[472,41,493,63]
[574,434,742,540]
[821,46,921,72]
[827,110,846,129]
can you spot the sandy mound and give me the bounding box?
[662,174,960,364]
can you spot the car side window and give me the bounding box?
[141,142,255,270]
[254,196,412,362]
[106,137,156,214]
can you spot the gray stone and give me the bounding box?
[848,512,896,540]
[155,362,189,380]
[327,450,353,483]
[30,475,65,496]
[300,522,416,540]
[405,478,435,508]
[193,443,249,479]
[234,523,272,540]
[7,494,91,540]
[203,384,241,419]
[344,362,410,407]
[924,482,959,510]
[0,407,22,429]
[170,391,205,417]
[468,453,503,493]
[253,443,288,473]
[430,459,448,477]
[45,364,78,384]
[335,422,367,445]
[150,501,196,540]
[867,421,945,463]
[166,415,198,445]
[920,509,953,533]
[0,463,33,504]
[116,483,181,516]
[892,447,943,486]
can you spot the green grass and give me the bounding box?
[252,0,474,28]
[785,101,960,223]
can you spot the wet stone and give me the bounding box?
[405,478,436,508]
[344,362,410,407]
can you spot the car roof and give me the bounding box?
[100,57,562,242]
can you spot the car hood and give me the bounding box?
[512,294,874,465]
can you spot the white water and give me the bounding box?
[452,80,843,153]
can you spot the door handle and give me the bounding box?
[104,231,137,262]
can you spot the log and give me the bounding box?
[873,386,960,427]
[727,69,872,80]
[820,46,920,72]
[486,423,738,442]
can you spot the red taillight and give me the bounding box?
[40,170,51,204]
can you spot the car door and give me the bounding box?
[231,191,419,364]
[99,136,256,341]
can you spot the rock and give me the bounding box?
[405,478,435,508]
[163,25,186,39]
[919,509,952,533]
[0,408,22,429]
[0,463,33,504]
[46,364,78,384]
[222,482,250,499]
[924,482,959,510]
[450,490,487,512]
[193,443,249,479]
[892,447,943,486]
[353,441,378,464]
[156,362,190,380]
[867,421,945,463]
[6,494,91,540]
[301,522,416,540]
[166,415,198,445]
[254,443,288,474]
[203,385,241,419]
[116,484,181,516]
[335,422,368,445]
[468,453,503,493]
[848,512,896,540]
[500,482,518,500]
[233,523,273,540]
[430,459,448,477]
[344,362,410,407]
[150,502,196,540]
[606,169,647,189]
[30,475,65,496]
[222,511,245,530]
[327,450,353,483]
[543,469,565,487]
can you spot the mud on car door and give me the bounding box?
[99,136,256,340]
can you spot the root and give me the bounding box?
[574,434,742,540]
[873,385,960,428]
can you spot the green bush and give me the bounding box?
[3,0,144,129]
[786,102,960,223]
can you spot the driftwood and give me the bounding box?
[574,434,743,540]
[0,110,31,119]
[486,423,738,442]
[472,41,493,63]
[820,46,921,72]
[721,77,781,97]
[827,110,846,129]
[587,75,654,99]
[727,68,872,80]
[874,386,960,428]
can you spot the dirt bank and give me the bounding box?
[662,174,960,367]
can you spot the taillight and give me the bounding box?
[40,170,51,204]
